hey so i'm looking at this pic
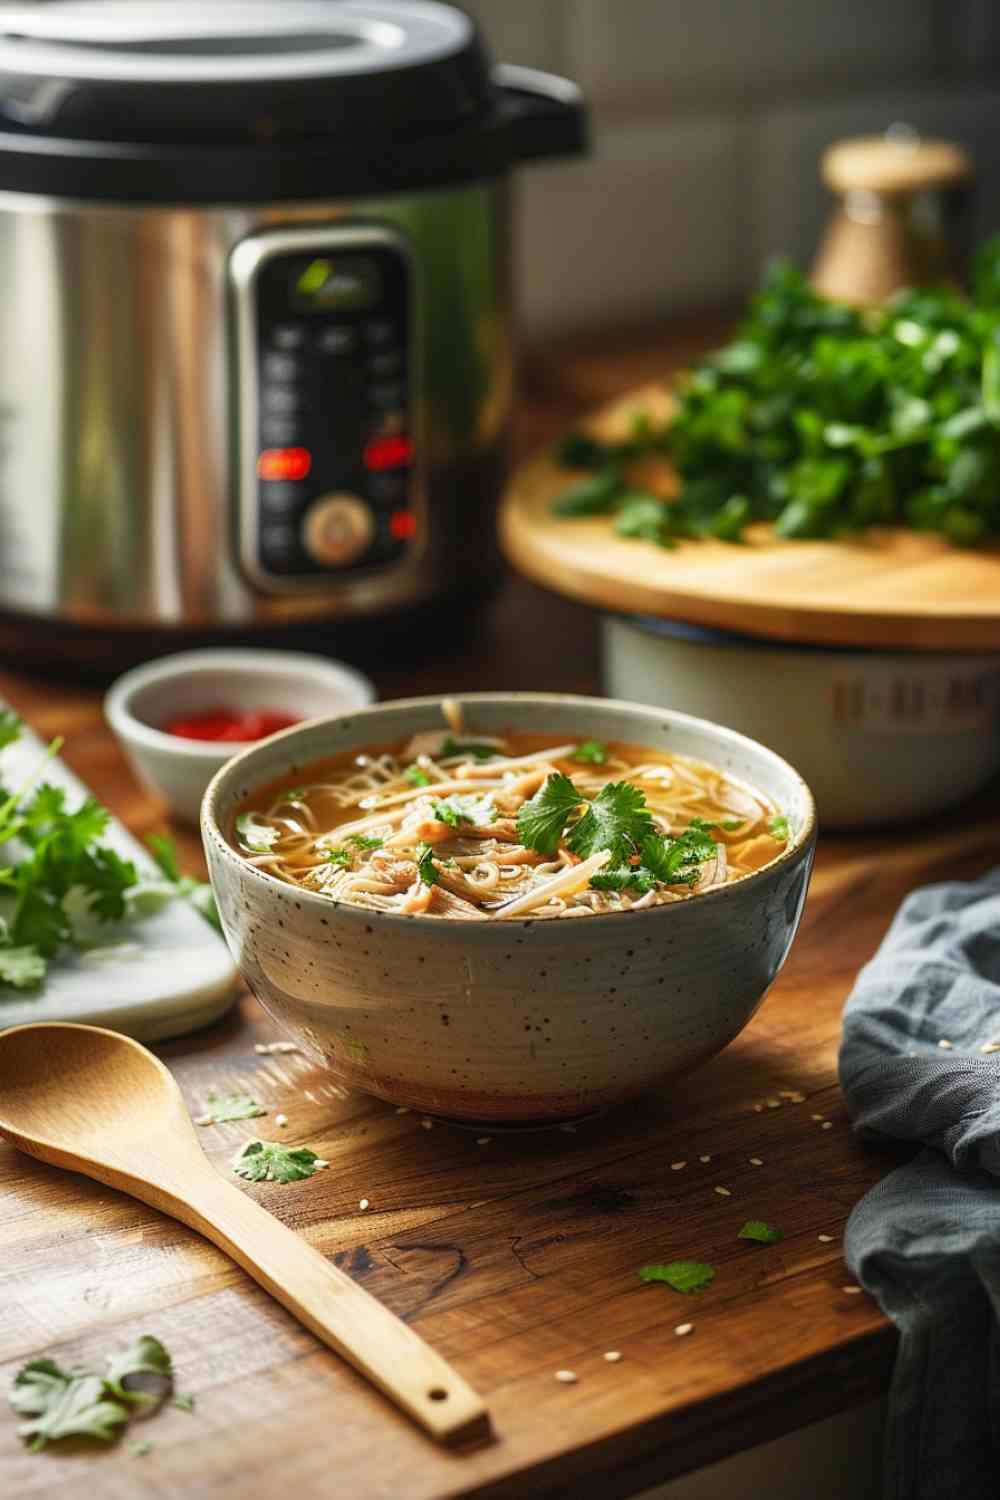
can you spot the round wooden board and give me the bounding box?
[499,383,1000,651]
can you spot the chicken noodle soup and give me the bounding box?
[232,706,790,921]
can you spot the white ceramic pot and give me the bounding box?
[105,648,375,825]
[202,693,816,1125]
[602,616,1000,831]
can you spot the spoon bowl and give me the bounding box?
[0,1021,488,1444]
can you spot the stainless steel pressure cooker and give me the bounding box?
[0,1,586,665]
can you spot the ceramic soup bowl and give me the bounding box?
[202,694,817,1124]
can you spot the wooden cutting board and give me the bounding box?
[499,383,1000,651]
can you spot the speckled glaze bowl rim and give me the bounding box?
[201,692,817,933]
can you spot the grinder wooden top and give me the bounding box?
[499,384,1000,651]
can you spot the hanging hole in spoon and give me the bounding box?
[428,1386,448,1402]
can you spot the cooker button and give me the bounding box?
[301,493,374,568]
[368,348,403,376]
[316,325,358,356]
[258,482,303,516]
[261,385,301,414]
[263,352,300,382]
[260,416,300,445]
[272,323,305,351]
[259,524,299,567]
[364,319,396,348]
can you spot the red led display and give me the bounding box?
[257,446,312,481]
[363,435,413,471]
[389,510,417,540]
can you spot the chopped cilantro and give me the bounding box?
[234,813,280,853]
[346,834,384,851]
[738,1220,784,1244]
[571,739,608,765]
[433,793,497,829]
[104,1336,172,1411]
[173,1393,195,1414]
[404,765,431,787]
[326,847,352,867]
[439,738,499,761]
[10,1335,176,1453]
[769,814,790,841]
[566,781,655,862]
[638,1261,716,1294]
[232,1138,328,1184]
[199,1092,266,1124]
[720,818,744,831]
[128,1440,153,1458]
[516,772,583,855]
[415,843,439,887]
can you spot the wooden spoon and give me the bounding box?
[0,1021,489,1445]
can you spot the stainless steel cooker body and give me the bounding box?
[0,180,513,627]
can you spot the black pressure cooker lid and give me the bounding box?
[0,0,586,201]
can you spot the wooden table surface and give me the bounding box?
[2,321,997,1500]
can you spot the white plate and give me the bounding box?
[0,709,239,1040]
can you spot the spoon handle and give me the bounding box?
[171,1168,487,1443]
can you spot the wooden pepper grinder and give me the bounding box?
[810,127,973,305]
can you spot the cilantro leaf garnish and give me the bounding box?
[104,1336,173,1411]
[232,1139,328,1183]
[516,772,583,855]
[346,834,384,851]
[769,814,790,841]
[638,1261,716,1294]
[0,944,46,989]
[433,793,497,829]
[572,739,608,765]
[11,1364,128,1450]
[199,1091,266,1124]
[234,813,280,853]
[415,843,439,887]
[326,847,352,867]
[0,709,21,752]
[738,1220,784,1244]
[566,781,655,862]
[405,765,431,788]
[440,738,500,761]
[720,818,744,831]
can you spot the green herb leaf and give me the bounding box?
[104,1336,173,1410]
[404,765,431,788]
[566,781,655,862]
[232,1139,328,1184]
[146,833,180,883]
[11,1362,129,1451]
[516,772,583,855]
[738,1220,784,1244]
[128,1440,153,1458]
[769,814,790,841]
[0,709,22,751]
[234,813,280,854]
[571,739,608,765]
[326,847,352,867]
[439,738,500,762]
[142,834,222,932]
[638,1261,716,1294]
[432,793,497,829]
[0,944,47,989]
[173,1393,195,1414]
[200,1092,266,1124]
[552,466,623,517]
[346,834,384,851]
[415,843,439,887]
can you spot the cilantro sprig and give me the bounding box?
[738,1220,784,1244]
[572,739,608,765]
[639,1261,716,1294]
[232,1139,328,1183]
[432,793,497,829]
[10,1335,175,1452]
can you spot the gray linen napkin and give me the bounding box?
[838,867,1000,1500]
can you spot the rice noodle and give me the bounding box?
[232,712,788,921]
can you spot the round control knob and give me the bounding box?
[301,493,374,568]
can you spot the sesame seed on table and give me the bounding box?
[1,320,998,1500]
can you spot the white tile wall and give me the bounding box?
[564,0,937,108]
[515,116,750,337]
[754,85,1000,273]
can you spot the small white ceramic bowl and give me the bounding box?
[105,649,374,825]
[203,693,817,1124]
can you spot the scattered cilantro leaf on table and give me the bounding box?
[738,1220,784,1244]
[128,1440,153,1458]
[173,1393,196,1414]
[638,1261,716,1294]
[10,1337,180,1454]
[232,1139,328,1184]
[104,1335,173,1410]
[198,1092,266,1124]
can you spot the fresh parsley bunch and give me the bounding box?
[553,237,1000,547]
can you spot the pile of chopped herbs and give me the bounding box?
[0,711,218,993]
[552,237,1000,547]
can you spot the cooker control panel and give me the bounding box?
[230,226,420,592]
